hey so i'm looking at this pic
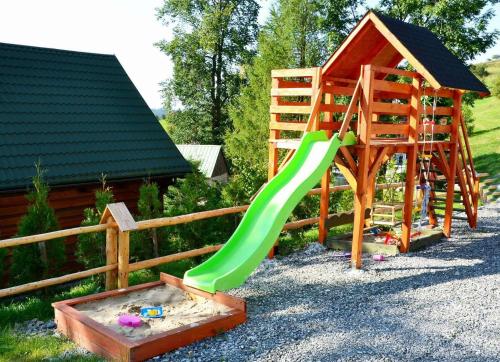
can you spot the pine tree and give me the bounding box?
[76,179,114,272]
[131,181,164,260]
[11,163,65,285]
[164,162,234,252]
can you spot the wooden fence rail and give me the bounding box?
[0,182,403,299]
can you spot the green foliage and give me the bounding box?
[76,183,114,272]
[492,74,500,98]
[376,0,499,62]
[471,63,490,80]
[225,0,364,194]
[163,163,237,252]
[131,181,165,260]
[11,163,65,286]
[468,94,500,177]
[156,0,260,144]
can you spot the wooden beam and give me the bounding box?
[269,78,280,180]
[105,217,118,291]
[373,79,411,96]
[0,264,117,299]
[443,91,461,237]
[371,123,409,135]
[271,88,313,97]
[319,89,334,243]
[0,223,109,249]
[351,65,374,268]
[435,143,450,179]
[334,156,358,190]
[400,75,421,253]
[269,121,306,131]
[117,231,130,289]
[270,104,311,114]
[271,68,317,78]
[368,146,389,184]
[340,147,358,176]
[372,102,410,115]
[339,78,361,139]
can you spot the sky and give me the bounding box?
[0,0,498,109]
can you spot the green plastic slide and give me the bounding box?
[183,130,357,293]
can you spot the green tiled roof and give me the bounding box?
[0,42,191,191]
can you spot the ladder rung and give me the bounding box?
[432,206,466,212]
[436,215,469,221]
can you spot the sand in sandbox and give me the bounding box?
[75,284,232,340]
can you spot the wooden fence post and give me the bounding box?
[105,217,118,290]
[100,202,137,290]
[118,231,130,288]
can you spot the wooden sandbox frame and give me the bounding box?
[52,273,246,361]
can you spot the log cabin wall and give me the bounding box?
[0,176,174,283]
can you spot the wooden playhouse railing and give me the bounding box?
[0,182,404,299]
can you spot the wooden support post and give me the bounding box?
[118,231,130,289]
[319,87,333,243]
[105,217,118,291]
[443,91,461,237]
[319,169,331,243]
[100,203,137,289]
[268,77,280,180]
[268,78,280,258]
[351,65,374,269]
[400,76,422,252]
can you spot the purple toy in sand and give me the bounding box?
[118,314,142,328]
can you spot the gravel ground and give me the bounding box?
[154,202,499,362]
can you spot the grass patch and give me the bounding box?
[469,62,500,177]
[0,327,102,362]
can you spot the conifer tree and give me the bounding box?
[11,163,65,285]
[76,177,114,271]
[131,180,164,260]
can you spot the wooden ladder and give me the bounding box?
[455,113,480,228]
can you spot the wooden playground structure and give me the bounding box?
[0,11,490,361]
[267,11,486,268]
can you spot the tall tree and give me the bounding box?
[11,163,65,285]
[376,0,498,62]
[156,0,260,144]
[225,0,364,196]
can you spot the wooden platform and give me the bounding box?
[53,273,246,361]
[326,227,445,256]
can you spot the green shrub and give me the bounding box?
[76,182,114,273]
[11,163,65,285]
[163,163,236,254]
[131,181,165,261]
[492,75,500,99]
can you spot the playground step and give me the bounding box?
[432,205,466,212]
[436,215,469,221]
[429,197,462,203]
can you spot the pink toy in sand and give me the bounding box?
[372,254,385,261]
[118,314,142,328]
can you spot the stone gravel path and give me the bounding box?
[156,201,499,362]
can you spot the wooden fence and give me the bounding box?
[0,182,403,299]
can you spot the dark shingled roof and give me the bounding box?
[0,42,191,191]
[374,12,489,94]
